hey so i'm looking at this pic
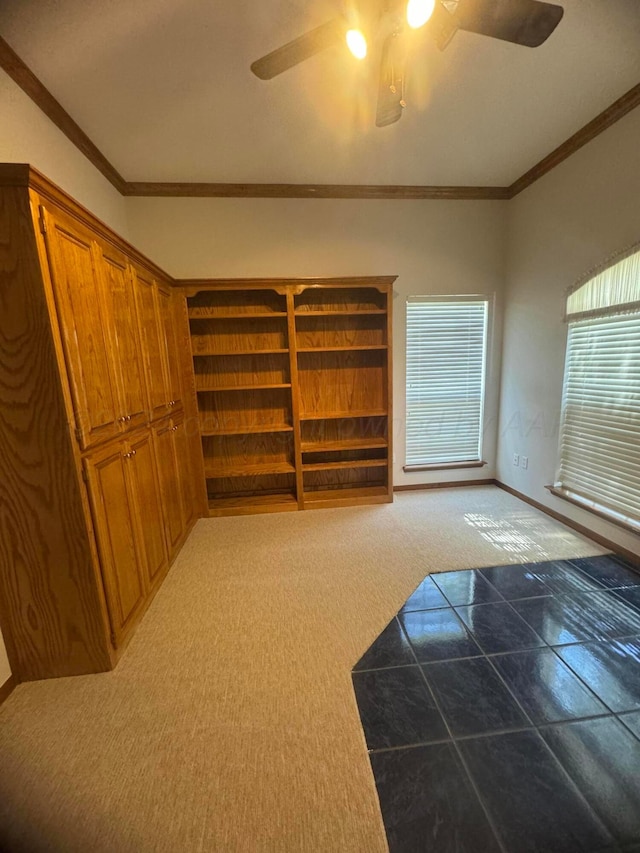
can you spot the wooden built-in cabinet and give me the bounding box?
[0,164,394,683]
[0,165,202,682]
[182,279,395,516]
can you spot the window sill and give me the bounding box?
[403,461,487,473]
[546,485,640,536]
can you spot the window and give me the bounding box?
[553,246,640,531]
[405,296,489,469]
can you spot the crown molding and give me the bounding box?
[0,36,127,194]
[508,81,640,197]
[124,182,510,199]
[1,35,638,201]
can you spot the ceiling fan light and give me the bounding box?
[406,0,436,29]
[346,29,367,59]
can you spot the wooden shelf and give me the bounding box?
[301,437,387,452]
[196,383,292,392]
[295,310,386,317]
[303,486,390,507]
[302,459,388,472]
[187,280,393,517]
[208,492,298,517]
[201,424,293,437]
[192,349,289,357]
[297,345,388,353]
[204,461,295,478]
[189,311,287,319]
[300,410,388,421]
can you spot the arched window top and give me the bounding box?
[566,244,640,322]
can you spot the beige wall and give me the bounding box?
[499,108,640,558]
[0,69,129,236]
[126,196,507,488]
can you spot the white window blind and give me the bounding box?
[405,297,488,468]
[555,310,640,530]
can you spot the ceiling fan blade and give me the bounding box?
[251,18,344,80]
[453,0,564,47]
[376,34,405,128]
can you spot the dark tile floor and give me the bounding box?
[352,554,640,853]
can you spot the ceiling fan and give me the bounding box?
[250,0,564,127]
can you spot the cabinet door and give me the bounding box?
[172,413,196,529]
[128,431,168,587]
[154,420,185,554]
[42,206,119,449]
[157,284,182,410]
[98,244,148,431]
[134,267,170,419]
[84,443,147,646]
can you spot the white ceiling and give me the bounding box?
[2,0,640,186]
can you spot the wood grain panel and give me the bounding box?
[157,285,182,407]
[42,206,120,448]
[189,317,289,353]
[134,267,170,418]
[300,416,388,448]
[128,431,168,587]
[84,443,147,644]
[97,243,149,429]
[126,182,511,200]
[294,287,387,312]
[198,388,293,433]
[193,353,290,388]
[295,314,387,348]
[154,420,184,553]
[202,432,294,471]
[0,188,112,679]
[188,290,287,314]
[297,350,387,416]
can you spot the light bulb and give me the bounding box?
[406,0,436,29]
[346,29,367,60]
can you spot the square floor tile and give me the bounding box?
[399,609,483,663]
[459,730,613,852]
[423,656,529,737]
[541,717,640,845]
[400,576,450,613]
[431,569,502,606]
[515,591,640,647]
[353,618,414,671]
[479,564,550,600]
[455,602,545,654]
[491,648,609,724]
[370,742,501,853]
[557,638,640,713]
[569,556,640,589]
[527,560,605,594]
[352,666,448,750]
[614,587,640,611]
[619,710,640,740]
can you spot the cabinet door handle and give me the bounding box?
[123,451,131,459]
[126,415,132,422]
[131,449,137,456]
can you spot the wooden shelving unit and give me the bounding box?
[184,278,394,516]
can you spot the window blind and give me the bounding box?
[555,311,640,530]
[405,297,488,467]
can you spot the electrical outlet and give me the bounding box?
[521,456,529,470]
[513,453,519,466]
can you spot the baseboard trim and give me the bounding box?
[495,481,640,569]
[394,479,495,492]
[0,675,16,707]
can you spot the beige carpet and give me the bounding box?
[0,486,608,853]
